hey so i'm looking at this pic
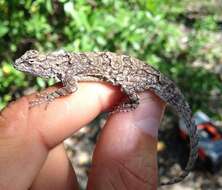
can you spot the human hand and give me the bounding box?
[0,82,165,190]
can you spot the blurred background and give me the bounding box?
[0,0,222,189]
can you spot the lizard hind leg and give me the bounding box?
[111,92,140,114]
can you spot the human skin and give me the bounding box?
[0,82,165,190]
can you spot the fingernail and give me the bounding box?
[132,92,165,138]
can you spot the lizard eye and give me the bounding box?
[28,59,35,64]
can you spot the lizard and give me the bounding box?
[13,50,199,186]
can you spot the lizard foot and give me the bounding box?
[110,102,138,114]
[29,92,54,109]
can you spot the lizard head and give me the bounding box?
[14,50,69,80]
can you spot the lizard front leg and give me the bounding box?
[29,77,78,108]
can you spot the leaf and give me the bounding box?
[0,23,8,37]
[36,77,46,88]
[64,1,75,17]
[46,0,53,14]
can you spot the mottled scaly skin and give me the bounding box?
[13,50,199,186]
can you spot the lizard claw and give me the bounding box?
[29,92,53,109]
[109,102,138,115]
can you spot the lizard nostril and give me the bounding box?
[14,58,20,67]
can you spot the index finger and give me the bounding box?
[2,82,123,148]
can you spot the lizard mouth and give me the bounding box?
[13,59,51,79]
[13,59,29,73]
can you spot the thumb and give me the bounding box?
[87,92,165,190]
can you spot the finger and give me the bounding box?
[26,82,123,148]
[30,144,78,190]
[0,82,123,189]
[87,92,165,190]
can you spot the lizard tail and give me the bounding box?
[160,108,199,185]
[150,79,199,185]
[158,87,199,185]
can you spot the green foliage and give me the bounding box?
[0,0,221,118]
